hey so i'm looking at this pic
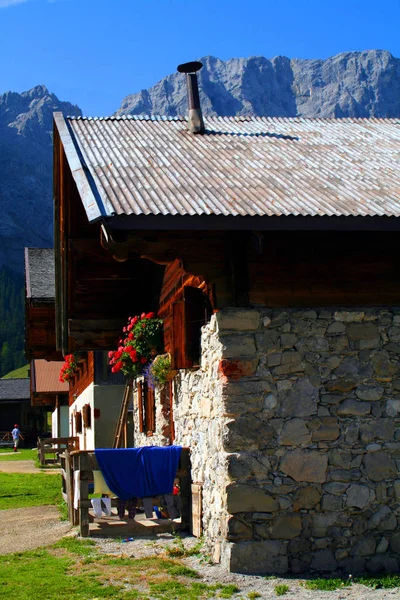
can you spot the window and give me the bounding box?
[82,404,91,429]
[172,286,210,369]
[75,411,82,434]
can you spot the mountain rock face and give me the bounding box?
[0,85,81,271]
[117,50,400,119]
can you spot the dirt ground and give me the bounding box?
[0,458,61,474]
[0,458,70,554]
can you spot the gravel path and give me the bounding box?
[91,531,398,600]
[0,505,72,555]
[0,459,60,474]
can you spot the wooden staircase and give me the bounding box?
[113,379,133,448]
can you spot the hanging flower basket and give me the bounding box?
[59,353,80,383]
[144,353,177,389]
[108,312,164,378]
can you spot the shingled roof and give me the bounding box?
[54,113,400,223]
[25,248,55,300]
[0,379,30,401]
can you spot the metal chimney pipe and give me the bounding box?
[177,61,205,134]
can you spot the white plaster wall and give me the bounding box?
[69,383,125,450]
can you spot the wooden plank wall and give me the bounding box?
[69,352,95,405]
[248,231,400,307]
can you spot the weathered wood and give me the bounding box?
[113,380,133,448]
[79,454,90,537]
[64,450,74,523]
[191,483,202,538]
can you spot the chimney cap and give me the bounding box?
[177,61,203,74]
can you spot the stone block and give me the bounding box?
[227,452,271,481]
[390,532,400,553]
[356,384,384,401]
[337,399,371,416]
[280,450,328,483]
[280,333,296,348]
[347,323,380,348]
[334,311,365,322]
[386,399,400,417]
[325,377,357,392]
[224,415,273,452]
[364,451,397,482]
[376,537,389,553]
[329,450,352,469]
[227,516,253,540]
[255,330,280,352]
[366,555,399,574]
[326,322,346,335]
[222,393,263,416]
[323,482,349,495]
[372,353,398,381]
[293,486,321,510]
[217,309,261,331]
[219,358,259,380]
[351,537,376,557]
[311,417,340,441]
[394,480,400,501]
[322,494,342,511]
[310,549,337,572]
[360,420,395,442]
[330,470,361,482]
[228,540,288,575]
[226,484,278,514]
[278,418,311,446]
[221,335,256,358]
[345,423,359,443]
[270,514,302,539]
[272,352,304,375]
[368,506,397,531]
[346,484,375,509]
[279,378,319,418]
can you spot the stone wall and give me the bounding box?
[132,320,231,562]
[133,306,400,575]
[219,307,400,575]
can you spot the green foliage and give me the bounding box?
[0,473,61,510]
[166,535,204,558]
[149,354,173,387]
[302,578,351,591]
[0,267,26,377]
[247,593,261,599]
[354,574,400,589]
[274,584,289,596]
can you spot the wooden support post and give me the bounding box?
[64,450,74,523]
[79,452,90,537]
[179,448,192,531]
[72,454,79,526]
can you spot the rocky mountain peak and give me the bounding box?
[116,49,400,119]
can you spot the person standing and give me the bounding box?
[11,424,23,452]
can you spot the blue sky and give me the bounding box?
[0,0,399,115]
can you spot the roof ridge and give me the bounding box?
[66,114,400,123]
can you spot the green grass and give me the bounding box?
[274,584,289,596]
[247,593,261,599]
[0,448,37,462]
[0,473,61,510]
[0,543,242,600]
[302,578,349,591]
[1,364,29,379]
[354,574,400,589]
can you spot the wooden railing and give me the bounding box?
[37,436,79,466]
[60,448,192,537]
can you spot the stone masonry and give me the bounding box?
[134,307,400,575]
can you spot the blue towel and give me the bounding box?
[95,446,182,500]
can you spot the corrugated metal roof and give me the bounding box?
[59,114,400,220]
[25,248,55,300]
[32,360,68,394]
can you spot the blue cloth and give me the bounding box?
[95,446,182,500]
